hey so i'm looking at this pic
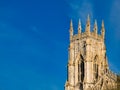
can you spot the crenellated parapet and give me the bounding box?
[69,15,105,42]
[71,32,103,42]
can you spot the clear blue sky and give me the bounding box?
[0,0,120,90]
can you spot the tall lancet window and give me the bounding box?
[83,41,86,55]
[94,55,98,81]
[80,55,84,82]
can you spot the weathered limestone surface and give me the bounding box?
[64,15,117,90]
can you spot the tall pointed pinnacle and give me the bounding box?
[87,14,90,22]
[101,20,105,39]
[70,19,73,28]
[102,20,105,28]
[85,14,90,34]
[94,19,98,34]
[78,19,81,34]
[69,19,74,41]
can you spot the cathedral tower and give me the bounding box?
[65,16,117,90]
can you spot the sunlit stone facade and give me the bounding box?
[64,15,117,90]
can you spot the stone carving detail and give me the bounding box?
[65,15,117,90]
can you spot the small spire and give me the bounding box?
[70,19,73,27]
[95,19,97,25]
[85,14,90,34]
[101,20,105,39]
[102,20,104,28]
[78,19,81,26]
[69,19,74,41]
[69,19,73,34]
[94,19,98,34]
[87,14,90,22]
[78,19,81,34]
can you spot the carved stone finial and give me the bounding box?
[102,20,104,28]
[85,14,90,34]
[78,19,81,34]
[70,19,74,41]
[94,19,98,35]
[101,20,105,39]
[70,19,73,27]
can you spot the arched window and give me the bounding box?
[79,83,83,90]
[94,55,98,80]
[81,60,84,82]
[83,41,86,55]
[80,55,84,82]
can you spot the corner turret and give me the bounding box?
[78,19,81,34]
[85,14,90,35]
[69,20,74,41]
[93,20,98,36]
[101,20,105,39]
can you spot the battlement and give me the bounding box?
[72,32,103,42]
[69,15,105,42]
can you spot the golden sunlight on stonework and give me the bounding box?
[64,15,117,90]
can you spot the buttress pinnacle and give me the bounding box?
[69,19,73,41]
[94,20,98,34]
[70,19,73,35]
[85,14,90,34]
[101,20,105,39]
[70,19,73,28]
[102,20,104,28]
[78,19,81,34]
[87,14,90,22]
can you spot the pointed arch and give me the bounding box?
[78,53,85,83]
[79,54,84,82]
[94,55,99,62]
[80,54,84,61]
[75,51,82,64]
[94,55,99,80]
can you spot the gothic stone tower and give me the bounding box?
[64,15,117,90]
